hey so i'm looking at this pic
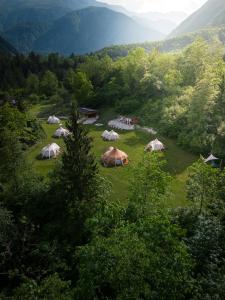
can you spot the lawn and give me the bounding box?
[26,107,197,207]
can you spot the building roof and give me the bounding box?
[79,107,98,114]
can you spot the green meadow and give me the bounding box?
[26,106,197,207]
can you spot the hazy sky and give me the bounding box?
[98,0,208,14]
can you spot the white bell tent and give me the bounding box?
[54,127,70,138]
[48,115,60,124]
[41,143,60,159]
[102,130,109,139]
[102,130,119,141]
[145,139,165,152]
[204,154,219,163]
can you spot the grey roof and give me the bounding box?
[79,107,98,114]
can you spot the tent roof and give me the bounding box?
[145,138,165,151]
[102,147,128,161]
[48,115,60,122]
[54,127,70,136]
[42,143,60,151]
[102,130,119,140]
[205,154,219,163]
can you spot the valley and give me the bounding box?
[1,0,225,298]
[27,105,197,206]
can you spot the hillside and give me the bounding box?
[96,26,225,58]
[171,0,225,37]
[0,0,164,54]
[0,0,99,52]
[0,35,17,54]
[34,7,164,55]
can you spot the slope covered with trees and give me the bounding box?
[171,0,225,37]
[0,35,17,54]
[96,25,225,58]
[1,100,225,298]
[1,38,225,156]
[0,0,163,55]
[34,7,163,55]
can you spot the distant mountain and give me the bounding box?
[0,0,163,54]
[0,0,100,52]
[171,0,225,37]
[137,11,187,24]
[133,16,177,35]
[0,0,98,31]
[33,7,164,55]
[132,11,187,35]
[0,35,17,54]
[97,26,225,58]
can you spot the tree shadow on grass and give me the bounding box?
[37,102,70,119]
[123,131,151,147]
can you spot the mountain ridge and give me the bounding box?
[34,6,164,55]
[171,0,225,37]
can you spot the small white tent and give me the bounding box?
[54,127,70,138]
[145,139,165,152]
[41,143,60,159]
[102,130,110,139]
[204,154,219,163]
[102,130,119,141]
[48,115,60,124]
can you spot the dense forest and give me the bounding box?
[1,36,225,299]
[1,38,225,156]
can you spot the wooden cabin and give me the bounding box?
[79,107,98,119]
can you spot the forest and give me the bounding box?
[1,38,225,156]
[1,38,225,299]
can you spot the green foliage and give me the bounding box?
[187,159,219,213]
[46,104,100,246]
[26,73,39,94]
[76,154,192,299]
[14,274,74,300]
[72,72,94,105]
[115,96,140,114]
[40,71,58,96]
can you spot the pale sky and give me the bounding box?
[98,0,208,14]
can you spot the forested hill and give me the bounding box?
[97,26,225,58]
[0,35,17,54]
[0,0,99,53]
[33,7,163,55]
[0,0,163,55]
[170,0,225,37]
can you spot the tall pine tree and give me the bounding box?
[50,103,99,245]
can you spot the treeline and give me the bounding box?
[1,38,225,156]
[1,102,225,298]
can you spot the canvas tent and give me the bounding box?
[54,127,70,138]
[101,147,128,167]
[145,139,165,152]
[102,130,119,141]
[204,154,219,163]
[41,143,60,159]
[48,115,60,124]
[204,154,219,167]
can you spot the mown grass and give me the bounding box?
[26,108,197,207]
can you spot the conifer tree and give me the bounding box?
[54,102,99,244]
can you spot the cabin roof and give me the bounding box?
[79,107,98,114]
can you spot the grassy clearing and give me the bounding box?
[26,107,197,207]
